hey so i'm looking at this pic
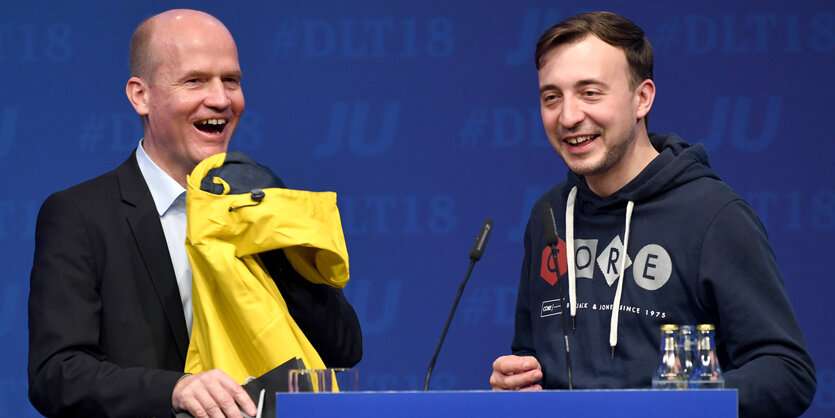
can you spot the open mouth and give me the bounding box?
[194,118,227,134]
[565,134,598,146]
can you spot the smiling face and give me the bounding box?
[538,35,655,196]
[126,10,244,186]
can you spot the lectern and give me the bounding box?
[275,389,737,417]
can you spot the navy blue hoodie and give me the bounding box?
[512,133,816,417]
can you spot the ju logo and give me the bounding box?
[315,100,401,158]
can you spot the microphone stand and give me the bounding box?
[543,203,573,390]
[423,259,476,391]
[424,219,492,391]
[547,243,573,390]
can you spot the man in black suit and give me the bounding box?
[28,9,361,417]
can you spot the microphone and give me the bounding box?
[469,218,491,261]
[424,219,493,391]
[542,202,559,246]
[542,202,573,390]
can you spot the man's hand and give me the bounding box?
[490,355,543,391]
[172,369,257,418]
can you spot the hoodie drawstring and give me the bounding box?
[564,186,635,358]
[609,200,634,357]
[565,186,578,330]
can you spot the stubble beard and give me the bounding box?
[561,128,636,178]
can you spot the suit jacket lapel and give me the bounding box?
[116,152,190,361]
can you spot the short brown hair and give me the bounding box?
[129,16,157,80]
[535,11,653,90]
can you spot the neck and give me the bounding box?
[141,139,190,188]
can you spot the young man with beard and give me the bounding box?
[489,11,815,418]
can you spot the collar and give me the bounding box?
[135,139,187,216]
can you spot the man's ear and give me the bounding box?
[126,76,150,116]
[635,79,655,120]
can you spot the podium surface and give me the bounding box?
[275,389,738,417]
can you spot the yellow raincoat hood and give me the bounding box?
[183,152,350,383]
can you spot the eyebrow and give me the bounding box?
[575,79,607,89]
[539,84,557,95]
[223,70,243,79]
[180,70,243,80]
[539,79,607,94]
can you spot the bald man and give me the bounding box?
[28,10,361,417]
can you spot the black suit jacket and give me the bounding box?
[28,153,361,417]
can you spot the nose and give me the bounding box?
[558,96,584,129]
[203,78,231,110]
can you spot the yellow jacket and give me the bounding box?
[183,153,350,383]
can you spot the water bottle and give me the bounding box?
[689,324,725,389]
[651,324,686,389]
[679,325,696,380]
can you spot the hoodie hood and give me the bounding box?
[567,133,721,211]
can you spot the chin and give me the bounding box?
[566,160,603,177]
[193,148,227,164]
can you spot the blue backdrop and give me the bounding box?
[3,1,833,416]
